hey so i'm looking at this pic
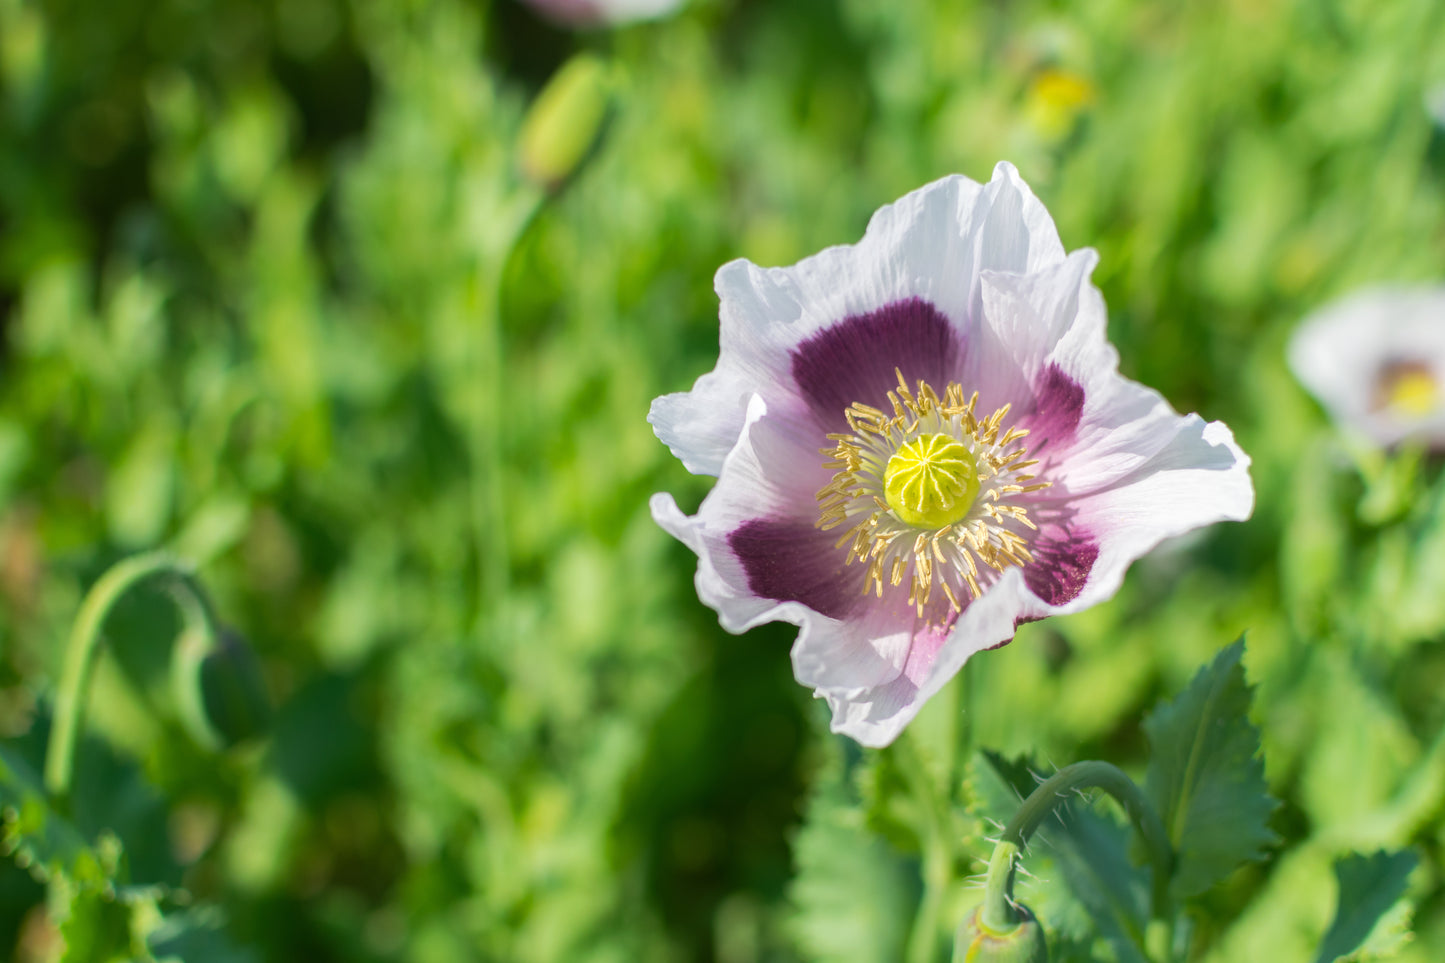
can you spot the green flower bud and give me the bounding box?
[518,53,614,191]
[953,903,1048,963]
[200,628,271,746]
[174,625,271,750]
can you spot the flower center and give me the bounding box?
[1381,365,1439,417]
[816,371,1051,618]
[884,434,979,528]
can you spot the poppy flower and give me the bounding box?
[651,163,1253,746]
[1289,285,1445,448]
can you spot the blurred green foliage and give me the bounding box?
[3,0,1445,959]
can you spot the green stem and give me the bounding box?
[979,840,1024,931]
[44,552,220,802]
[984,761,1173,930]
[904,670,975,963]
[473,189,545,631]
[900,734,945,963]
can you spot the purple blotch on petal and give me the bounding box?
[790,298,965,430]
[1024,527,1098,606]
[1024,364,1085,451]
[729,518,860,620]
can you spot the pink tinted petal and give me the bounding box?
[816,568,1038,747]
[652,492,776,631]
[791,594,919,696]
[901,619,955,687]
[979,262,1202,496]
[656,490,899,693]
[1049,379,1179,495]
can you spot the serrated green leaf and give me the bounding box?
[788,771,919,963]
[0,716,180,892]
[0,745,96,884]
[965,751,1037,825]
[1143,638,1278,899]
[56,885,133,963]
[1312,850,1418,963]
[1349,899,1413,962]
[1047,806,1152,963]
[0,737,255,962]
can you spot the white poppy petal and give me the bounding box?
[1037,416,1253,616]
[651,174,1001,472]
[976,161,1069,278]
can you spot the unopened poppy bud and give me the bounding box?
[174,625,271,749]
[953,903,1048,963]
[201,627,271,745]
[518,54,613,191]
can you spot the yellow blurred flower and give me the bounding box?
[1024,68,1096,140]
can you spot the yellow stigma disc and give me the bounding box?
[1384,367,1440,417]
[883,433,980,529]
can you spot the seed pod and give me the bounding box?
[953,903,1048,963]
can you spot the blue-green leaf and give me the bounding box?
[1046,806,1151,963]
[1143,638,1278,899]
[1312,850,1418,963]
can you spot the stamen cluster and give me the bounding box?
[816,371,1050,618]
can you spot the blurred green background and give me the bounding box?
[4,0,1445,959]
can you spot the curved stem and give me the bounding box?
[980,840,1024,931]
[44,552,219,802]
[986,761,1173,928]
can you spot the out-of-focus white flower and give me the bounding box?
[521,0,682,28]
[649,163,1254,747]
[1289,286,1445,448]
